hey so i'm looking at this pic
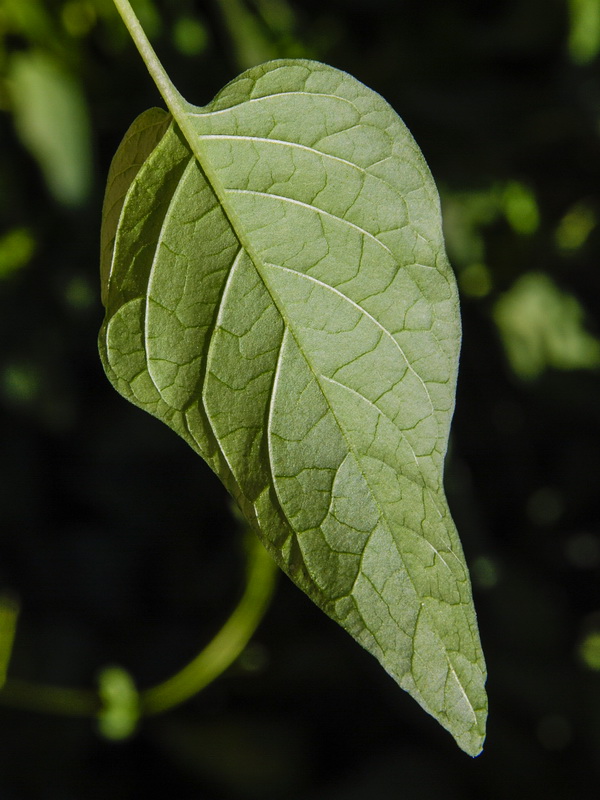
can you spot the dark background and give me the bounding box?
[1,0,600,797]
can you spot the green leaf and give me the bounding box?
[99,58,487,755]
[493,272,600,379]
[9,50,92,207]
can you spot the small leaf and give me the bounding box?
[99,59,487,755]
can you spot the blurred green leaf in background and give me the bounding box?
[568,0,600,63]
[8,49,92,206]
[494,273,600,379]
[0,227,35,280]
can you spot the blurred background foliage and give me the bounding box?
[0,0,599,797]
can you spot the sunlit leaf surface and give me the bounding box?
[99,59,487,755]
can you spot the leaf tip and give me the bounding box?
[451,693,488,757]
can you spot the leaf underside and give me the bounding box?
[99,59,487,755]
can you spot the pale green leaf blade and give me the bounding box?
[100,107,170,305]
[99,59,487,755]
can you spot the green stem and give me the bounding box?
[0,533,277,730]
[112,0,218,194]
[112,0,185,112]
[0,679,99,717]
[141,534,276,715]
